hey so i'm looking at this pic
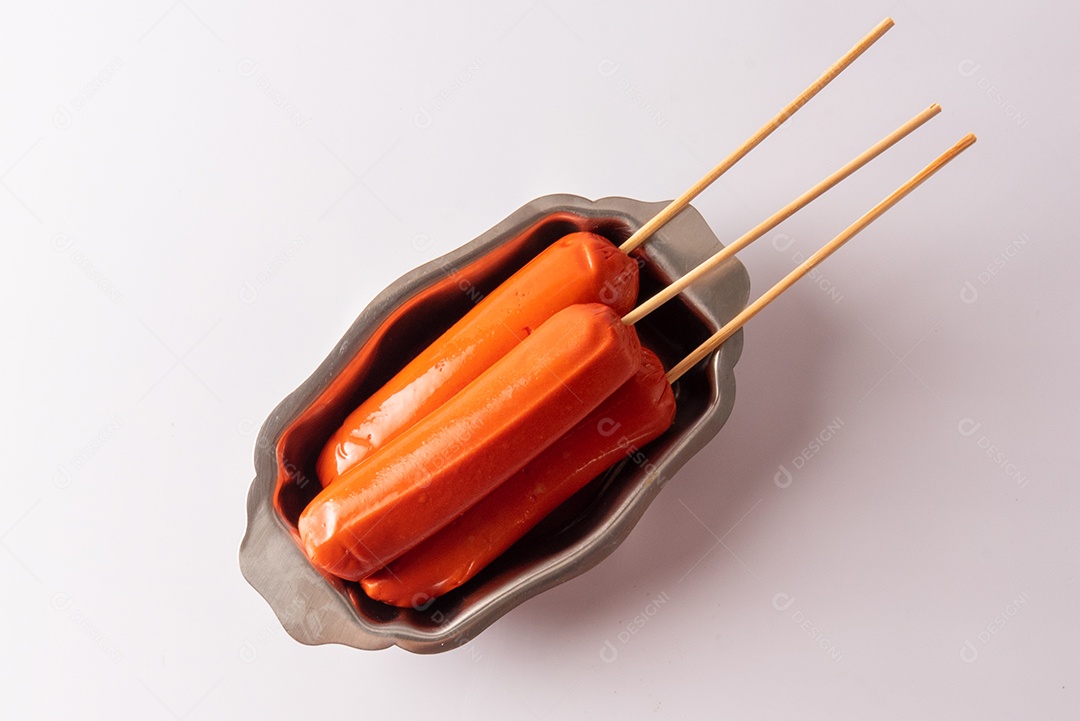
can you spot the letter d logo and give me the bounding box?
[597,59,619,78]
[960,280,978,304]
[597,418,622,437]
[957,418,981,437]
[774,464,793,489]
[236,58,260,78]
[53,105,72,130]
[772,592,795,612]
[238,280,259,304]
[957,59,982,78]
[414,107,433,130]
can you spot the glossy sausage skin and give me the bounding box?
[299,303,643,581]
[317,232,639,487]
[360,347,676,607]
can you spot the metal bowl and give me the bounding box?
[239,194,750,653]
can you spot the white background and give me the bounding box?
[4,1,1077,718]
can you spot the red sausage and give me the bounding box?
[299,303,643,581]
[360,347,676,607]
[317,232,639,486]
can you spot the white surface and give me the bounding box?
[3,1,1077,718]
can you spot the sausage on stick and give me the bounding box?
[317,231,641,486]
[307,110,966,585]
[360,346,676,607]
[317,17,895,486]
[359,133,976,606]
[300,302,643,581]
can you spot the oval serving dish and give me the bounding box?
[239,194,750,653]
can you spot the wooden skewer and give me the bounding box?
[665,132,977,383]
[622,103,941,327]
[619,17,895,255]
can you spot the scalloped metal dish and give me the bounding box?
[239,194,751,653]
